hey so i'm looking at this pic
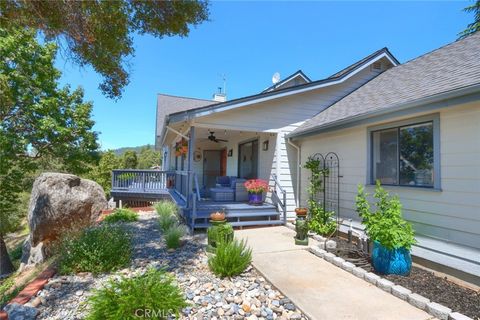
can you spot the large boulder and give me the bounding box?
[21,173,107,267]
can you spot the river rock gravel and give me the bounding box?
[32,211,308,319]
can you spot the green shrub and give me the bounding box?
[103,208,138,224]
[208,239,252,277]
[87,268,188,320]
[158,214,178,232]
[356,181,416,250]
[164,224,186,249]
[307,200,337,237]
[58,224,132,275]
[207,223,234,252]
[86,268,187,320]
[154,200,178,219]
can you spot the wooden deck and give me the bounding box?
[110,169,286,230]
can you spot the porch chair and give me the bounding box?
[209,176,247,202]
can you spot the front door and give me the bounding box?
[238,139,258,179]
[203,150,227,189]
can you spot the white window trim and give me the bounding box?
[366,113,441,190]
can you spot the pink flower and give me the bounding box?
[244,179,269,193]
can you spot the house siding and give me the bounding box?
[297,100,480,277]
[189,66,386,217]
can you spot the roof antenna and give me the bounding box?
[221,73,227,96]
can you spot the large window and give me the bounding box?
[370,117,438,188]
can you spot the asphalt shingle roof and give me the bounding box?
[156,94,214,137]
[292,32,480,137]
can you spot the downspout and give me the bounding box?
[287,137,301,207]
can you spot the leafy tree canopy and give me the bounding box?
[0,0,209,99]
[0,27,98,275]
[122,150,138,169]
[459,0,480,39]
[137,147,161,169]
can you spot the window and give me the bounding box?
[370,116,439,188]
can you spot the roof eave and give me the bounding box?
[288,83,480,139]
[168,51,398,124]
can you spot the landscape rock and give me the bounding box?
[352,267,367,279]
[426,302,452,320]
[408,293,430,310]
[35,212,308,320]
[323,252,336,263]
[325,240,337,249]
[376,278,394,292]
[391,285,411,300]
[309,246,326,258]
[449,312,474,320]
[332,257,345,267]
[340,261,356,272]
[5,303,39,320]
[21,173,107,267]
[364,272,380,285]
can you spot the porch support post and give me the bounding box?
[187,126,195,209]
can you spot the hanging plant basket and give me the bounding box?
[175,138,188,157]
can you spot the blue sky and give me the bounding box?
[55,1,472,150]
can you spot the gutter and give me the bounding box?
[289,83,480,139]
[168,51,398,124]
[287,137,301,208]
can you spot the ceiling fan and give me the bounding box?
[208,131,228,143]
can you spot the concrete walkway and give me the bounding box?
[236,226,434,320]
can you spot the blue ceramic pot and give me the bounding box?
[372,241,412,276]
[248,192,263,205]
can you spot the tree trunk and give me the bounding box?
[0,234,15,277]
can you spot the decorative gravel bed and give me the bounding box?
[34,212,307,319]
[324,236,479,320]
[383,267,480,320]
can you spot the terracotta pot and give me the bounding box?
[295,207,308,216]
[210,211,225,221]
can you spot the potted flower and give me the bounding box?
[356,181,416,276]
[244,179,269,205]
[295,207,308,217]
[175,138,188,157]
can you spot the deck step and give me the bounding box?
[193,219,284,229]
[193,210,279,219]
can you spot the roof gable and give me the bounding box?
[167,48,398,123]
[262,70,311,93]
[290,32,480,137]
[156,94,214,146]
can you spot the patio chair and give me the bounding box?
[209,176,247,202]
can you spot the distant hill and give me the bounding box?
[112,144,155,156]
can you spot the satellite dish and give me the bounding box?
[272,72,281,84]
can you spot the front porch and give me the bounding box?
[110,168,287,230]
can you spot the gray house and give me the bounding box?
[289,32,480,284]
[112,33,480,284]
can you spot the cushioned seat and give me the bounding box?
[209,176,247,202]
[210,187,235,202]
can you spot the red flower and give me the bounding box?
[244,179,269,193]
